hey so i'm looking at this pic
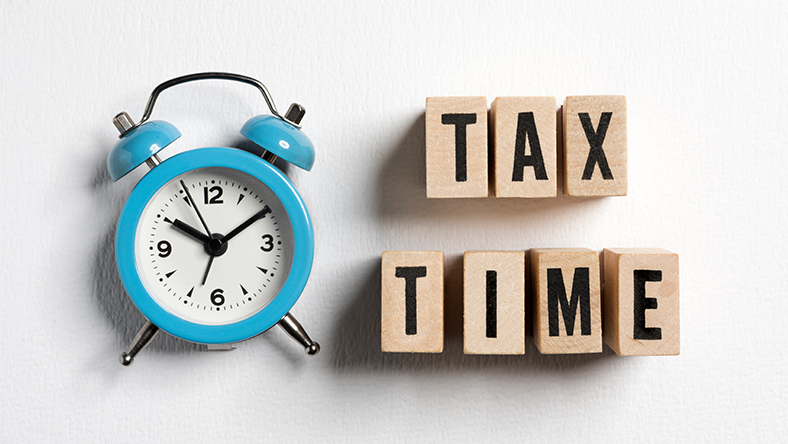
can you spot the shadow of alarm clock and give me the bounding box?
[107,73,319,366]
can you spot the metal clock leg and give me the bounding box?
[278,312,320,356]
[119,321,160,366]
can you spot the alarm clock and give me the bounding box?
[107,73,320,366]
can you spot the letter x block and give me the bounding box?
[491,97,557,198]
[603,248,680,356]
[381,251,444,353]
[426,97,488,198]
[531,248,602,354]
[463,251,525,354]
[563,96,627,196]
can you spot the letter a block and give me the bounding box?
[381,251,444,353]
[463,251,525,355]
[563,96,627,196]
[491,97,557,198]
[426,97,488,198]
[531,248,602,354]
[603,248,679,356]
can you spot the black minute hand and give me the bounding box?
[180,180,211,235]
[222,205,272,243]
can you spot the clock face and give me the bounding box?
[134,167,294,325]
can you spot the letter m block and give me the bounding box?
[531,248,602,354]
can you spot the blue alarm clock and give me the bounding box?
[108,73,319,366]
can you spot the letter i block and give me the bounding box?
[381,251,444,353]
[491,97,557,198]
[426,97,488,198]
[463,251,525,355]
[531,248,602,354]
[603,248,680,356]
[563,96,627,196]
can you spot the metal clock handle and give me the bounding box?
[140,72,283,123]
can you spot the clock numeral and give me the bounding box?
[211,288,225,306]
[204,186,224,204]
[157,240,172,258]
[261,234,274,252]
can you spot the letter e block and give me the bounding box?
[603,248,679,356]
[491,97,557,198]
[381,251,444,353]
[563,96,627,196]
[426,97,488,198]
[463,251,525,355]
[531,248,602,354]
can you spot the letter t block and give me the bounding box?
[603,248,680,356]
[426,97,488,198]
[381,251,444,353]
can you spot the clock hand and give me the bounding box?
[221,205,272,243]
[167,218,211,244]
[180,180,212,236]
[201,255,215,286]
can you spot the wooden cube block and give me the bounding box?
[426,97,488,198]
[531,248,602,354]
[491,97,557,198]
[381,251,444,353]
[603,248,680,356]
[563,96,627,196]
[463,251,525,355]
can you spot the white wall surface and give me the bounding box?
[1,1,786,442]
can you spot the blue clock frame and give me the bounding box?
[115,147,314,344]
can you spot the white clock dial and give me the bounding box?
[134,167,294,325]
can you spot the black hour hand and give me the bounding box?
[168,218,211,244]
[222,206,272,243]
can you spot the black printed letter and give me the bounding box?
[395,266,427,335]
[486,270,497,338]
[633,269,662,340]
[579,112,614,180]
[512,112,548,181]
[547,268,591,336]
[442,113,477,182]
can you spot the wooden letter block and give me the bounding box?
[531,248,602,354]
[563,96,627,196]
[381,251,444,353]
[426,97,488,198]
[491,97,557,198]
[603,248,680,356]
[463,251,525,355]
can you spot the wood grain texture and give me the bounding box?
[381,250,444,353]
[426,97,488,198]
[563,96,627,196]
[531,248,602,354]
[491,97,557,198]
[463,251,525,355]
[603,248,680,356]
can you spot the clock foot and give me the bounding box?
[278,312,320,356]
[119,321,160,366]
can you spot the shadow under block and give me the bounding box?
[531,248,602,354]
[563,96,627,196]
[463,251,525,355]
[381,251,444,353]
[603,248,680,356]
[491,97,557,198]
[426,97,488,198]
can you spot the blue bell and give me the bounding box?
[240,104,315,171]
[107,113,181,181]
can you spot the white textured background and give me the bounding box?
[1,1,786,442]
